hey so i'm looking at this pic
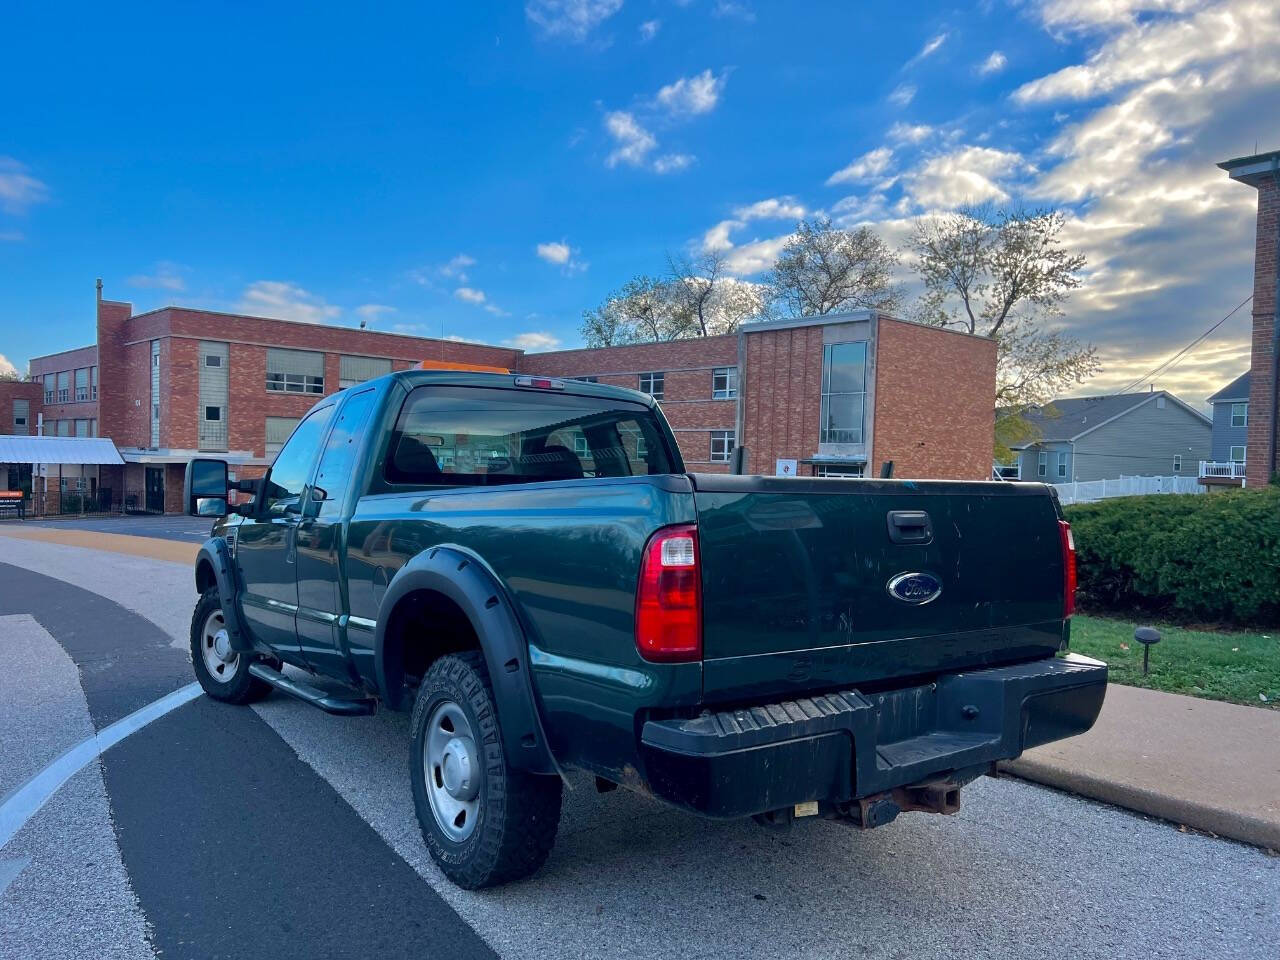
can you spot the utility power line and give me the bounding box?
[1117,294,1253,394]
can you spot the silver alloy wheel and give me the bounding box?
[201,608,239,683]
[424,700,481,842]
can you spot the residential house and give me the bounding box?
[1201,372,1250,486]
[998,391,1211,483]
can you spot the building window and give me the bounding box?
[57,370,70,403]
[638,372,665,401]
[573,376,599,383]
[198,341,229,452]
[90,366,97,400]
[204,354,222,367]
[709,430,736,463]
[1230,445,1246,463]
[1231,402,1248,428]
[1057,452,1068,479]
[43,374,54,404]
[74,419,90,438]
[150,340,161,448]
[57,419,72,437]
[820,342,867,444]
[13,399,29,435]
[339,354,391,389]
[712,367,738,400]
[266,348,325,394]
[1173,454,1182,473]
[814,464,865,479]
[1156,395,1166,409]
[266,416,302,459]
[1037,451,1048,477]
[74,367,90,402]
[205,406,222,422]
[89,419,97,437]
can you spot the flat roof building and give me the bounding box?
[8,282,998,513]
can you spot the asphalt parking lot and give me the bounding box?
[1,533,1277,960]
[16,514,214,543]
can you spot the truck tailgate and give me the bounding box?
[691,474,1068,703]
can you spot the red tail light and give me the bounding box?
[1059,520,1077,618]
[635,524,701,662]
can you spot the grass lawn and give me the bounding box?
[1069,613,1280,709]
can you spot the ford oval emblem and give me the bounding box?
[887,571,942,605]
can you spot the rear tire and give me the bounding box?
[189,588,274,704]
[410,651,563,888]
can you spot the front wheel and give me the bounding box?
[189,588,274,704]
[410,651,563,888]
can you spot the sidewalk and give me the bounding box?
[1004,683,1280,850]
[0,525,197,565]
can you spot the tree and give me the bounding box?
[765,217,900,318]
[580,254,764,347]
[907,204,1098,457]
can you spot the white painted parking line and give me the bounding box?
[0,682,202,850]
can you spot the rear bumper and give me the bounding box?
[639,653,1107,818]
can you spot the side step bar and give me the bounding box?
[248,663,377,716]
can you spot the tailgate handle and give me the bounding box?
[887,510,933,545]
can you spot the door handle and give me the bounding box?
[887,510,933,545]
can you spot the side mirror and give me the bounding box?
[184,458,229,517]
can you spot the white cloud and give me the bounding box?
[239,281,342,325]
[440,254,475,280]
[454,286,488,305]
[536,241,571,265]
[713,1,755,21]
[0,157,50,214]
[888,83,917,106]
[723,234,795,276]
[656,69,728,116]
[504,331,563,351]
[653,153,695,173]
[639,19,660,41]
[905,146,1026,209]
[525,0,623,42]
[978,51,1008,75]
[127,261,187,292]
[355,304,395,322]
[826,147,894,186]
[0,352,18,378]
[703,220,740,253]
[888,122,934,143]
[904,32,948,69]
[1036,0,1200,32]
[734,196,806,221]
[604,111,657,167]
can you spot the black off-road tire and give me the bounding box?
[410,651,563,889]
[189,588,275,704]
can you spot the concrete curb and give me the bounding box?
[1001,757,1280,852]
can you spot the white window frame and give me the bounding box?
[1037,451,1048,477]
[712,367,737,400]
[1057,451,1069,479]
[1173,454,1182,473]
[1231,402,1248,428]
[266,348,325,395]
[638,372,665,401]
[709,430,735,463]
[814,464,865,479]
[1230,445,1246,463]
[74,367,90,402]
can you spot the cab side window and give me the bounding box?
[314,390,376,516]
[263,406,333,516]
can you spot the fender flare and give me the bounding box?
[194,537,254,653]
[373,545,559,776]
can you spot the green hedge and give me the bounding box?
[1063,487,1280,625]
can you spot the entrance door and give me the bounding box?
[145,467,164,513]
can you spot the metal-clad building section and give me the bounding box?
[198,341,229,451]
[266,348,325,394]
[12,399,29,435]
[265,416,300,458]
[150,340,161,448]
[339,354,391,389]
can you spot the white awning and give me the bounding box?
[0,435,125,465]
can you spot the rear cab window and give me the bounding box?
[384,385,675,487]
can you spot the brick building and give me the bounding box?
[1219,151,1279,487]
[8,286,997,513]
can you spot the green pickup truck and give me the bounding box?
[184,369,1106,888]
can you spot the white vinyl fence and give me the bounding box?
[1053,475,1206,505]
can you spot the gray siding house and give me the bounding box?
[1000,391,1212,483]
[1206,372,1250,464]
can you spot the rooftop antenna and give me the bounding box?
[359,319,367,329]
[96,278,102,302]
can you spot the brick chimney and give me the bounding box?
[1219,152,1280,487]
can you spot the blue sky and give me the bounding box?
[2,0,1277,406]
